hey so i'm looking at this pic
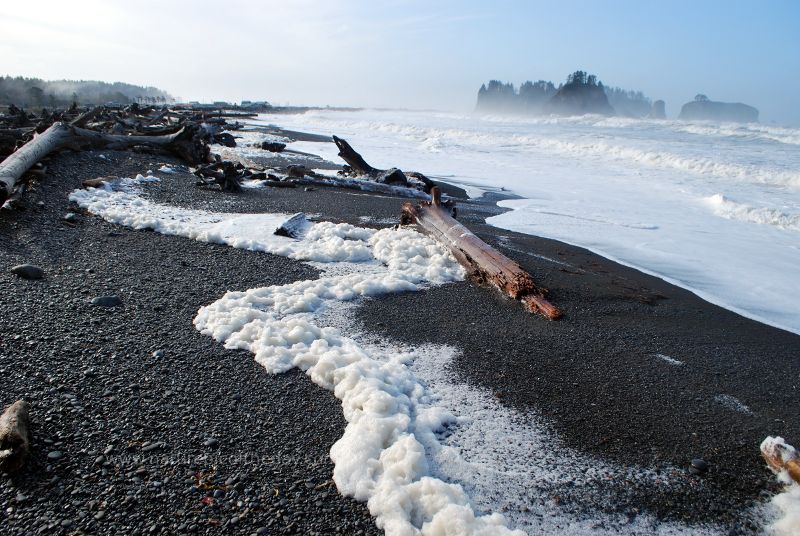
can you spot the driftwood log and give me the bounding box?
[0,400,32,474]
[332,135,434,192]
[761,436,800,485]
[402,187,562,320]
[0,121,209,202]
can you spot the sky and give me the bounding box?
[1,0,799,124]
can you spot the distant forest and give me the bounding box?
[476,71,653,117]
[0,76,173,107]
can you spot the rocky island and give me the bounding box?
[476,70,652,118]
[679,94,759,122]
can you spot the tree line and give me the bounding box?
[0,76,174,108]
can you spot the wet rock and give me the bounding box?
[375,167,408,186]
[64,212,79,223]
[203,438,219,448]
[287,165,308,178]
[47,451,63,461]
[260,141,286,152]
[10,264,44,280]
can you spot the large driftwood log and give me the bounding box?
[0,121,210,202]
[333,135,377,175]
[402,187,562,320]
[0,123,73,202]
[332,135,434,192]
[761,436,800,485]
[0,400,32,474]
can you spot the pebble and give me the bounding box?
[152,349,165,358]
[91,295,123,307]
[690,458,709,475]
[47,450,63,461]
[10,264,44,280]
[63,213,79,223]
[203,438,219,448]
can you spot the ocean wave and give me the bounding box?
[272,113,800,188]
[705,194,800,231]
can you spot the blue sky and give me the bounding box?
[2,0,798,123]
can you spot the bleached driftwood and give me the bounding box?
[0,400,32,474]
[402,187,562,320]
[0,121,210,201]
[761,436,800,485]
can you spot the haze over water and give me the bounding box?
[257,109,800,334]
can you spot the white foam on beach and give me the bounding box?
[70,176,764,535]
[320,312,723,535]
[69,181,375,263]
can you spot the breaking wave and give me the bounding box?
[705,194,800,231]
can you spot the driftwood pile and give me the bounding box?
[0,103,249,203]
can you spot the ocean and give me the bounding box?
[254,109,800,335]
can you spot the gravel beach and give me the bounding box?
[1,132,798,534]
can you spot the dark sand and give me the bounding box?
[0,129,797,534]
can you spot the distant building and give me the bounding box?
[240,100,271,110]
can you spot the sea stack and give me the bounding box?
[545,70,615,116]
[650,100,666,119]
[679,94,758,122]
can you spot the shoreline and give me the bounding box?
[0,126,796,534]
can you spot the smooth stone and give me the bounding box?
[10,264,44,280]
[203,438,219,448]
[91,296,122,307]
[47,451,63,460]
[152,349,165,358]
[63,213,79,222]
[690,458,709,474]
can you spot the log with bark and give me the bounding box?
[402,187,562,320]
[0,400,32,474]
